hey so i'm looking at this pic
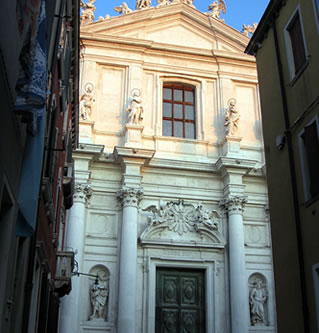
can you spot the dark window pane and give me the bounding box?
[174,89,183,102]
[163,103,172,117]
[303,122,319,197]
[174,122,183,138]
[174,104,183,119]
[185,123,195,139]
[185,91,194,103]
[288,14,306,73]
[163,88,172,100]
[185,105,194,120]
[163,120,172,136]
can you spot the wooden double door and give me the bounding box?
[156,268,206,333]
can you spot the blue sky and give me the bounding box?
[92,0,270,32]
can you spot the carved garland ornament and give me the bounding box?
[141,199,222,241]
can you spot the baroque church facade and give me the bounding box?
[59,1,276,332]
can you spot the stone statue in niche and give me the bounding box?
[80,83,94,120]
[249,278,268,326]
[207,0,226,20]
[80,0,96,25]
[224,98,240,136]
[136,0,151,9]
[126,89,144,125]
[114,2,133,15]
[242,23,258,37]
[89,280,109,320]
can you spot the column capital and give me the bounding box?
[74,183,92,204]
[219,195,247,215]
[117,187,143,208]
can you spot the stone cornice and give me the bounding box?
[113,146,155,161]
[215,156,257,176]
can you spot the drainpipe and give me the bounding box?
[272,16,309,333]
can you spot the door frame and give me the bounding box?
[143,256,216,333]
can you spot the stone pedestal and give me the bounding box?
[117,187,143,333]
[124,124,144,148]
[59,184,92,333]
[220,195,249,333]
[221,135,242,157]
[79,120,95,144]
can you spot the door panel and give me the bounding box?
[156,268,205,333]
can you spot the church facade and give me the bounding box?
[59,1,276,333]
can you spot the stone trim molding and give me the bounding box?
[74,184,93,204]
[219,195,247,216]
[117,187,144,207]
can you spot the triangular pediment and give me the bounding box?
[81,3,249,53]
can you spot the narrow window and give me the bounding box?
[287,12,307,74]
[300,121,319,199]
[163,84,196,139]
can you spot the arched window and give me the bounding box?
[162,83,196,139]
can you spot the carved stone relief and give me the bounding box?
[249,273,268,327]
[74,184,93,204]
[140,200,224,246]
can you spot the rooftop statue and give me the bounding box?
[114,2,133,15]
[242,23,258,37]
[157,0,171,7]
[136,0,152,9]
[80,0,96,25]
[207,0,226,20]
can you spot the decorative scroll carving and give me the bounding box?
[140,200,224,246]
[249,273,268,326]
[117,187,144,207]
[219,195,247,215]
[80,83,94,120]
[74,184,92,204]
[242,23,258,37]
[224,98,240,136]
[207,0,226,20]
[114,2,133,15]
[80,0,96,25]
[126,89,144,125]
[136,0,151,9]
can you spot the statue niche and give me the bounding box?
[88,266,110,321]
[249,273,268,327]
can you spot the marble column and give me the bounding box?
[117,187,143,333]
[220,195,249,333]
[58,184,92,333]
